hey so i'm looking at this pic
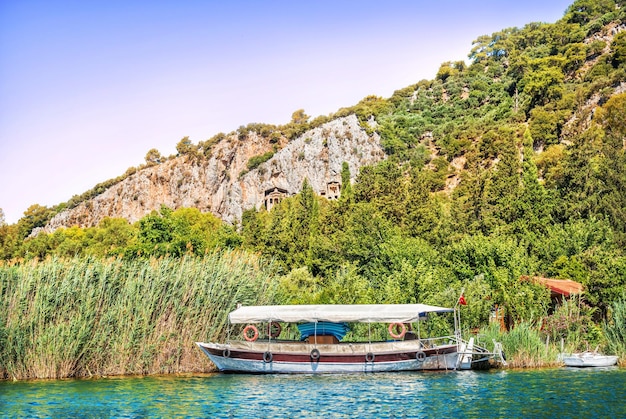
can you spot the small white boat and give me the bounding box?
[562,352,618,368]
[196,303,506,374]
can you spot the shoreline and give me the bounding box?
[3,362,623,382]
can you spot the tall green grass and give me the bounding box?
[478,322,561,368]
[0,251,278,380]
[605,297,626,365]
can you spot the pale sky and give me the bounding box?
[0,0,573,224]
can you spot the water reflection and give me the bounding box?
[0,369,624,418]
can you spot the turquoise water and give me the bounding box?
[1,368,624,418]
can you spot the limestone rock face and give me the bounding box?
[41,115,385,233]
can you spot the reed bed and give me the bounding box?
[477,322,561,368]
[605,297,626,366]
[0,251,278,380]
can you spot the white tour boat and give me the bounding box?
[196,304,506,374]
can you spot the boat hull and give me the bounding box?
[562,353,618,368]
[196,341,460,373]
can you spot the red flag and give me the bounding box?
[458,294,467,305]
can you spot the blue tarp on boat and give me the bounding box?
[297,322,349,341]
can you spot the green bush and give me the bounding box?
[541,298,602,352]
[247,151,275,170]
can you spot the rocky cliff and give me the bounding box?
[40,115,385,232]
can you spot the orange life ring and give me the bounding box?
[243,325,259,342]
[267,322,282,338]
[388,323,407,339]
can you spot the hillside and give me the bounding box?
[35,115,384,234]
[14,1,621,237]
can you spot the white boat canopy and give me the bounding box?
[228,304,454,324]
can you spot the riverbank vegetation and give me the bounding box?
[0,254,277,380]
[2,0,626,378]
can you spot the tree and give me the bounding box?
[133,207,174,257]
[553,94,626,243]
[86,217,136,257]
[529,106,560,146]
[353,160,406,225]
[557,126,606,222]
[340,202,396,285]
[404,168,449,243]
[611,32,626,68]
[290,109,310,125]
[175,136,196,156]
[596,92,626,144]
[282,110,311,140]
[17,204,53,239]
[594,93,626,243]
[443,234,549,325]
[565,0,616,24]
[514,128,555,237]
[340,162,352,202]
[0,215,19,260]
[18,231,53,260]
[521,65,564,109]
[52,226,88,258]
[478,133,523,234]
[469,30,512,63]
[241,208,267,250]
[293,179,319,268]
[436,62,460,82]
[145,148,163,165]
[0,224,20,260]
[307,202,345,277]
[247,152,275,170]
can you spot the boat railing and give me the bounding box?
[456,336,507,368]
[492,340,507,366]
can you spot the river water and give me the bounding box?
[1,368,624,418]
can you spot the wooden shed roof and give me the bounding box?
[520,276,583,297]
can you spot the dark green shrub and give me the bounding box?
[247,152,275,170]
